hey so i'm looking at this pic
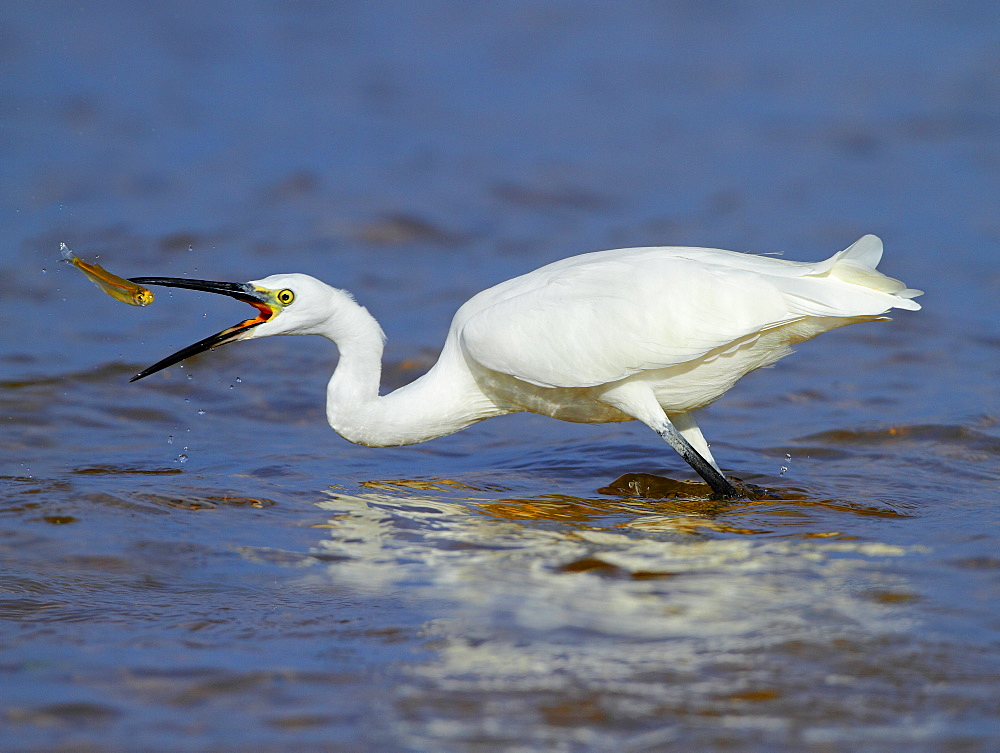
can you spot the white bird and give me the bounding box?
[129,234,921,498]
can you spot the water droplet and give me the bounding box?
[228,384,234,390]
[779,466,788,476]
[167,435,174,444]
[235,377,242,383]
[785,453,792,462]
[197,409,205,415]
[41,268,47,274]
[184,398,190,403]
[178,454,188,463]
[186,374,193,380]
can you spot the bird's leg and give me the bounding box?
[670,411,722,473]
[598,383,744,499]
[655,419,743,499]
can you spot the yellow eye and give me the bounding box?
[276,289,295,305]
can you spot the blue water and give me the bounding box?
[2,2,999,751]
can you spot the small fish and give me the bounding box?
[60,243,154,307]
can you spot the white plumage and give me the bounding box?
[460,237,917,388]
[134,235,921,498]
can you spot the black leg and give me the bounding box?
[656,422,743,499]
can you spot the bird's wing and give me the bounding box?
[458,255,799,388]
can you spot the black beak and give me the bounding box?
[127,277,276,382]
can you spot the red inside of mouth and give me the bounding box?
[236,300,275,329]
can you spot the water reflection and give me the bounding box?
[314,476,928,635]
[306,476,946,749]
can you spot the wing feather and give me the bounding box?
[456,238,918,389]
[459,257,793,388]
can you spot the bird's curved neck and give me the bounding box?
[323,300,497,447]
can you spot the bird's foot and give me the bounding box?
[715,476,767,501]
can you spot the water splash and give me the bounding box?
[779,453,792,476]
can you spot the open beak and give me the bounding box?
[127,277,276,382]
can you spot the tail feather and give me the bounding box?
[836,234,884,268]
[815,234,923,311]
[832,260,909,294]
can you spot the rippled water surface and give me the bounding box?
[3,3,999,751]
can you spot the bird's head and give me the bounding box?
[128,272,343,382]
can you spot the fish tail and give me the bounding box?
[60,243,78,263]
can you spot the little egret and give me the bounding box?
[129,234,921,498]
